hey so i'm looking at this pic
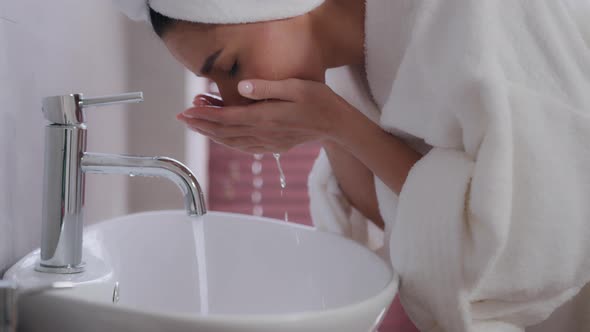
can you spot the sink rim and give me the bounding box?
[7,209,399,324]
[46,270,398,325]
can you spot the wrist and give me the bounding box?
[323,102,363,144]
[320,139,341,154]
[330,106,378,153]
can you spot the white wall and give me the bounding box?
[124,20,193,213]
[0,0,210,274]
[0,0,130,273]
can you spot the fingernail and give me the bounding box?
[238,81,254,95]
[199,96,212,104]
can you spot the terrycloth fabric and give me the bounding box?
[112,0,325,24]
[310,66,394,256]
[310,65,431,259]
[310,0,590,331]
[565,0,590,46]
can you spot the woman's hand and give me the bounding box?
[179,78,421,194]
[177,79,356,154]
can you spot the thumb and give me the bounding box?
[238,79,302,102]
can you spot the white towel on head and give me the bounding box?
[113,0,325,24]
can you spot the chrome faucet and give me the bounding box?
[36,93,207,274]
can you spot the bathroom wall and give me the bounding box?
[0,0,131,273]
[0,0,208,274]
[124,20,205,214]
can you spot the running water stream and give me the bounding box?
[251,153,289,221]
[273,153,287,190]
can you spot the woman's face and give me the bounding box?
[162,17,326,106]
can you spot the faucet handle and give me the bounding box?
[80,92,144,108]
[42,92,143,125]
[0,280,73,332]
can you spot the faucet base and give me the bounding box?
[35,262,86,274]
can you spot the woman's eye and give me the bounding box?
[229,60,239,78]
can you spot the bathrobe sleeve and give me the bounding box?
[381,1,590,331]
[308,67,386,253]
[308,150,384,251]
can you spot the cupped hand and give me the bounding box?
[177,79,356,154]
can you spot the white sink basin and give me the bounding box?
[4,210,397,332]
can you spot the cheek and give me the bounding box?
[244,32,324,82]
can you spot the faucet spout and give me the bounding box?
[37,92,206,274]
[81,153,207,216]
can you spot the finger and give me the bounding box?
[221,136,262,148]
[186,124,212,138]
[242,147,269,154]
[193,93,223,107]
[178,113,220,135]
[177,112,186,121]
[184,118,254,139]
[218,144,269,155]
[238,79,308,102]
[179,113,266,142]
[210,137,265,152]
[178,111,310,143]
[184,122,248,147]
[182,105,257,125]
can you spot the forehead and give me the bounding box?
[162,22,224,74]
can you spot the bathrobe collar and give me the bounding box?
[364,0,421,109]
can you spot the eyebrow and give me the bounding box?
[200,49,223,76]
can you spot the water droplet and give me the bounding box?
[129,173,136,178]
[253,154,264,161]
[279,177,287,189]
[273,154,288,221]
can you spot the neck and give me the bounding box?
[309,0,366,69]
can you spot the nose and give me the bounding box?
[216,81,253,107]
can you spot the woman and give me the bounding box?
[115,1,590,331]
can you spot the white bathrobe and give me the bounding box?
[309,1,590,331]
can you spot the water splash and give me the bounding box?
[250,153,289,221]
